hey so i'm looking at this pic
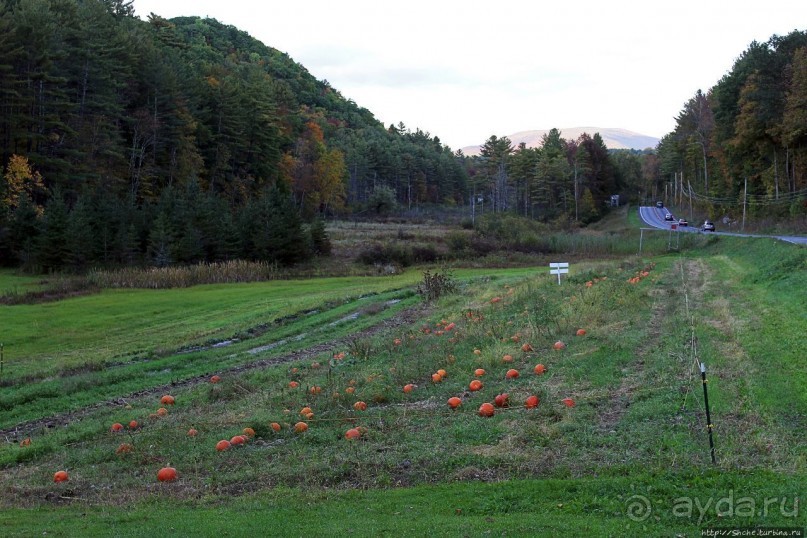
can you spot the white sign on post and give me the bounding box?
[549,262,569,285]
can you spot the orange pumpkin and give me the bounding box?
[345,386,355,395]
[353,401,368,411]
[160,395,175,406]
[156,407,168,417]
[493,393,509,408]
[403,383,415,394]
[215,440,231,452]
[553,341,566,350]
[309,386,322,395]
[300,406,313,416]
[157,467,178,482]
[474,368,486,377]
[53,471,69,483]
[111,422,124,432]
[19,438,31,447]
[242,427,255,438]
[431,373,443,383]
[533,364,547,375]
[345,428,361,440]
[289,381,300,389]
[478,403,495,417]
[230,435,246,446]
[270,422,281,432]
[525,395,539,409]
[502,354,513,363]
[294,421,309,433]
[505,368,519,379]
[128,420,138,429]
[469,379,483,391]
[210,375,221,384]
[447,396,462,409]
[437,369,447,378]
[576,329,586,336]
[187,428,198,437]
[562,397,576,407]
[393,338,402,346]
[521,343,534,352]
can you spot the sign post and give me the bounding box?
[549,262,569,285]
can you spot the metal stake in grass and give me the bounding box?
[700,362,717,464]
[0,343,4,378]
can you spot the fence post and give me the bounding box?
[700,362,717,464]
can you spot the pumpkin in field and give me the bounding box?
[294,421,309,433]
[393,338,402,346]
[345,428,361,440]
[19,438,31,447]
[53,471,69,483]
[437,369,447,378]
[473,349,482,355]
[215,440,231,452]
[309,386,322,395]
[300,406,313,417]
[187,428,198,437]
[157,467,178,482]
[576,329,586,336]
[156,407,168,417]
[562,397,576,407]
[129,420,138,429]
[505,368,519,379]
[474,368,486,377]
[210,375,221,383]
[469,379,483,391]
[289,381,300,389]
[431,373,443,383]
[111,422,124,432]
[521,343,534,352]
[353,401,367,411]
[160,395,175,406]
[502,354,513,363]
[525,395,540,408]
[403,383,415,394]
[230,435,246,446]
[553,341,566,350]
[447,397,462,409]
[478,403,495,417]
[533,364,547,375]
[345,386,355,395]
[242,427,255,438]
[493,393,509,408]
[270,422,281,432]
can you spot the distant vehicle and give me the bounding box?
[678,218,688,226]
[664,213,674,221]
[701,220,715,232]
[656,201,664,208]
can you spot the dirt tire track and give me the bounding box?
[1,304,429,440]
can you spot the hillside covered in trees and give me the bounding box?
[657,30,807,222]
[0,0,468,270]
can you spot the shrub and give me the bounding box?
[416,268,457,302]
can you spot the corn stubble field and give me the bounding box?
[0,219,804,537]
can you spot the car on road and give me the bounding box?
[664,213,674,221]
[656,201,664,208]
[678,218,688,226]
[700,220,715,232]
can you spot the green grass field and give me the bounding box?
[0,235,804,537]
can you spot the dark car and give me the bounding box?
[678,218,688,226]
[701,220,715,232]
[656,201,664,208]
[664,213,674,221]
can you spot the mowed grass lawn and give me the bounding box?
[0,238,804,537]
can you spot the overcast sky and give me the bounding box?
[132,0,807,150]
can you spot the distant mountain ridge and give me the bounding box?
[461,127,659,155]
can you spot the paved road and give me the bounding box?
[638,206,807,245]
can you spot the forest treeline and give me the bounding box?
[1,0,805,271]
[657,30,807,220]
